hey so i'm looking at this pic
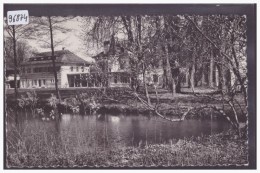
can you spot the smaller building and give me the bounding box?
[5,66,20,89]
[92,41,131,88]
[20,49,91,88]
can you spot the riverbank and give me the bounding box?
[6,130,248,168]
[5,87,248,168]
[5,87,246,122]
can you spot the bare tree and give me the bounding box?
[29,16,74,101]
[81,15,247,136]
[5,38,36,71]
[185,15,247,136]
[4,20,35,123]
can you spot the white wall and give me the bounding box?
[60,65,90,88]
[138,68,164,85]
[109,57,120,72]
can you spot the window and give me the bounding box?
[51,79,55,83]
[76,67,79,72]
[70,66,73,72]
[114,74,118,84]
[48,67,52,72]
[153,74,158,83]
[120,59,126,69]
[81,66,84,72]
[121,75,129,83]
[34,68,38,73]
[43,67,48,72]
[22,68,25,74]
[27,68,31,73]
[43,79,46,85]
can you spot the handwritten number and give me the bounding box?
[8,15,12,23]
[16,14,20,22]
[8,11,28,25]
[24,14,28,22]
[12,15,16,22]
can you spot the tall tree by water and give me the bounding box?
[29,16,74,100]
[4,20,35,124]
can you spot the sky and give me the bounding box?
[32,16,98,62]
[4,16,101,63]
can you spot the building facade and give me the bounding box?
[20,49,91,88]
[92,41,131,88]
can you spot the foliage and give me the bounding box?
[17,91,38,115]
[47,93,59,109]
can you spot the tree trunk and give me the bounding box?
[121,16,138,90]
[216,64,223,90]
[165,45,174,92]
[163,16,176,94]
[176,76,181,93]
[209,50,214,87]
[190,65,195,91]
[190,50,195,91]
[231,32,248,107]
[12,25,18,124]
[48,16,61,101]
[201,66,206,86]
[221,56,227,92]
[142,64,151,106]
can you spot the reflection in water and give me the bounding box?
[61,114,72,125]
[11,113,231,147]
[110,116,120,124]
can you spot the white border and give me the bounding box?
[0,1,258,173]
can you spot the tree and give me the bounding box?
[186,15,248,136]
[29,16,74,101]
[5,38,36,72]
[4,19,35,124]
[82,15,248,136]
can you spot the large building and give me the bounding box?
[20,49,91,88]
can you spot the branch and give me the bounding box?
[132,91,191,122]
[51,16,75,25]
[185,16,234,65]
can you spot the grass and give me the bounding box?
[6,119,248,168]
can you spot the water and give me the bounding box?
[8,113,231,148]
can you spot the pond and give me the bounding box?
[7,113,231,149]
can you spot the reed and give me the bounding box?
[6,118,247,168]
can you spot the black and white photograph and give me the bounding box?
[3,3,256,169]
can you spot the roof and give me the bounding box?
[21,50,91,66]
